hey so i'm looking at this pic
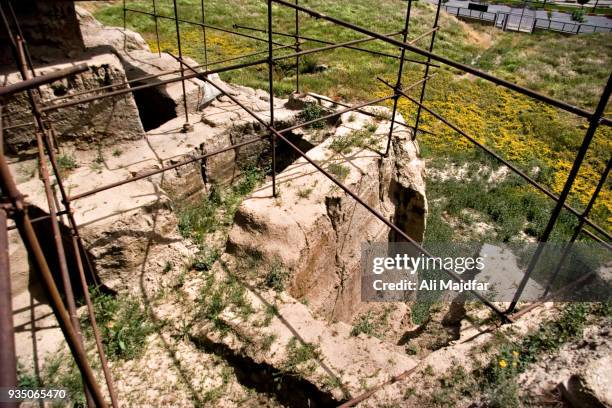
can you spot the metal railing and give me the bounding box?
[444,4,612,33]
[1,0,610,406]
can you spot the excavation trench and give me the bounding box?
[190,333,346,408]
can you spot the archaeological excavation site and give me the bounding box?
[0,0,610,407]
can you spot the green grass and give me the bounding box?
[350,310,378,337]
[95,0,612,241]
[197,273,254,333]
[350,308,392,338]
[264,260,290,291]
[17,354,86,406]
[297,102,330,129]
[282,337,321,376]
[82,287,155,360]
[177,165,265,241]
[327,162,350,181]
[57,153,78,175]
[329,126,379,154]
[191,246,221,271]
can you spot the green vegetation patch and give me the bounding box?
[327,162,350,181]
[197,273,254,334]
[329,125,379,154]
[282,337,321,376]
[177,165,265,241]
[297,102,330,129]
[83,287,155,360]
[97,1,612,240]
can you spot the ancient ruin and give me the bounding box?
[1,0,610,407]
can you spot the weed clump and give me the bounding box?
[297,102,329,129]
[177,165,264,241]
[198,274,253,334]
[83,287,154,360]
[192,247,221,271]
[282,337,321,376]
[350,308,391,338]
[57,154,78,175]
[327,163,350,181]
[264,261,290,292]
[329,125,379,154]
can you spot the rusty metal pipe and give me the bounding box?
[0,113,108,408]
[69,135,267,201]
[0,64,88,98]
[0,207,18,407]
[39,57,268,113]
[234,24,436,66]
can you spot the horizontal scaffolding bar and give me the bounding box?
[272,0,611,126]
[0,64,88,98]
[68,135,267,201]
[378,77,612,242]
[272,29,440,68]
[39,57,268,113]
[234,24,437,65]
[278,75,436,136]
[124,7,288,47]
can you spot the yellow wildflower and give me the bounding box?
[512,351,519,358]
[499,359,507,368]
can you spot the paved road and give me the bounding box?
[439,0,612,28]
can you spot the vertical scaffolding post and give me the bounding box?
[152,0,161,56]
[0,205,18,408]
[268,0,277,197]
[172,0,191,131]
[413,0,442,139]
[44,133,119,408]
[123,0,127,51]
[542,157,611,296]
[384,0,413,156]
[7,2,36,80]
[13,212,109,408]
[20,50,95,408]
[200,0,209,69]
[507,74,612,313]
[294,0,299,93]
[0,108,108,408]
[1,8,117,402]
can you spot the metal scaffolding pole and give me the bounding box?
[268,0,277,197]
[152,0,162,56]
[0,206,17,408]
[542,157,611,297]
[233,24,436,65]
[384,0,413,157]
[507,74,611,313]
[294,0,299,93]
[200,0,209,68]
[172,0,191,131]
[413,0,442,138]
